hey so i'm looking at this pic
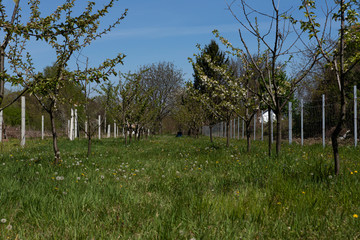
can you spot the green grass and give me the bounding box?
[0,135,360,239]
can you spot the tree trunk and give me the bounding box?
[124,129,128,145]
[246,121,251,152]
[0,48,5,107]
[159,120,163,135]
[87,134,92,157]
[331,101,345,175]
[50,110,60,164]
[268,107,272,157]
[226,120,230,147]
[138,127,141,141]
[275,110,282,156]
[209,125,213,143]
[331,0,346,176]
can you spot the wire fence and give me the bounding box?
[202,86,359,147]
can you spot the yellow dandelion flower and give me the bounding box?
[351,172,354,175]
[355,171,358,173]
[353,214,358,218]
[302,191,305,194]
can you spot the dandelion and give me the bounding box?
[76,177,81,181]
[354,214,358,218]
[355,171,358,173]
[302,191,305,194]
[100,175,105,179]
[6,224,12,230]
[56,176,64,181]
[1,218,6,223]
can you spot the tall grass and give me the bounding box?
[0,135,359,239]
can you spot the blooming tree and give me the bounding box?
[11,0,127,163]
[217,0,321,156]
[298,0,360,175]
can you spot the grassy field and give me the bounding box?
[0,135,360,239]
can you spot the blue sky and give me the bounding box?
[2,0,340,87]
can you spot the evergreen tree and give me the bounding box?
[192,40,229,143]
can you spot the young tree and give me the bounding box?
[218,0,320,155]
[298,0,360,175]
[190,45,246,147]
[1,1,79,110]
[174,85,205,138]
[104,72,155,145]
[74,54,118,157]
[139,62,184,134]
[192,40,229,142]
[20,1,127,163]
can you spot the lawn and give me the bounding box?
[0,135,359,239]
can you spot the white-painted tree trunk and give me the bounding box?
[114,122,116,138]
[85,121,88,138]
[41,115,44,140]
[74,109,78,139]
[107,124,110,138]
[67,120,70,139]
[70,109,74,141]
[21,96,25,147]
